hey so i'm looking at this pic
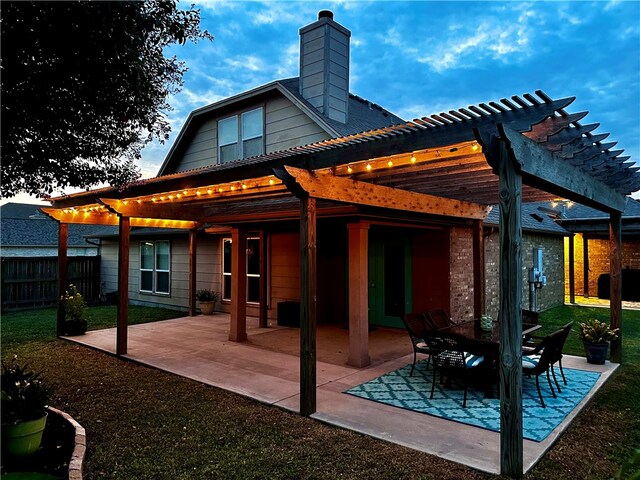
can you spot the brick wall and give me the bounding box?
[449,226,475,322]
[484,230,565,320]
[566,234,640,297]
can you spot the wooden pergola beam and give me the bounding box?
[281,166,490,220]
[498,124,626,213]
[57,222,68,337]
[100,198,210,221]
[40,207,198,229]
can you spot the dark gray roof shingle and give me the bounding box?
[1,203,117,247]
[485,204,569,236]
[277,77,405,136]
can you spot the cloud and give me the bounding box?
[274,42,299,78]
[225,55,265,72]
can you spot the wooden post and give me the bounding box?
[259,231,268,328]
[57,222,68,337]
[496,137,524,477]
[188,229,197,317]
[117,216,130,355]
[609,211,622,363]
[568,234,575,304]
[583,234,590,297]
[347,223,371,367]
[229,228,247,342]
[300,196,317,416]
[473,219,485,318]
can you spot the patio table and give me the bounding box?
[430,320,542,397]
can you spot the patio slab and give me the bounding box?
[65,314,618,475]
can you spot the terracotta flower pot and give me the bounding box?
[199,301,216,315]
[2,412,48,456]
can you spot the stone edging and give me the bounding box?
[47,406,86,480]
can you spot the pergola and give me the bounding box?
[44,90,639,477]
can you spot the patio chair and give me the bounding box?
[522,328,568,407]
[523,322,573,392]
[425,308,454,329]
[401,312,437,376]
[424,332,485,408]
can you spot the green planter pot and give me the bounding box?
[2,412,48,456]
[583,341,609,365]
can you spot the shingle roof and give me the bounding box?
[1,203,116,247]
[553,197,640,220]
[277,77,404,136]
[484,204,569,236]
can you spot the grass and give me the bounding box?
[1,305,638,479]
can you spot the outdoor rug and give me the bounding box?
[345,360,600,442]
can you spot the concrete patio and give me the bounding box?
[66,314,618,475]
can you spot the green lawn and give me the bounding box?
[1,305,638,479]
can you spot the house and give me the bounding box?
[1,202,115,308]
[483,203,570,319]
[0,202,114,257]
[552,197,640,301]
[41,11,639,476]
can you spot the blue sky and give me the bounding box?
[10,0,640,204]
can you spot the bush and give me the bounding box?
[195,289,220,302]
[61,284,88,335]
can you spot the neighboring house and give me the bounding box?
[1,202,116,309]
[0,202,114,257]
[484,204,570,319]
[552,197,640,301]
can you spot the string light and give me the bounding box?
[196,190,201,196]
[269,178,275,185]
[242,183,247,189]
[366,163,372,171]
[387,160,393,167]
[472,143,479,151]
[347,165,353,174]
[208,189,213,195]
[152,197,157,202]
[410,155,416,163]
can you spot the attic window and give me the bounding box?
[218,107,264,164]
[530,213,544,222]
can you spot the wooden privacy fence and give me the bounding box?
[1,256,101,310]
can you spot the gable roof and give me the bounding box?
[1,203,116,248]
[484,204,569,236]
[157,77,404,176]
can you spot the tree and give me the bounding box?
[1,1,212,198]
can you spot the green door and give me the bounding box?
[368,235,412,328]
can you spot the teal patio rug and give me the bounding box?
[345,360,600,442]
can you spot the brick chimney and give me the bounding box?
[299,10,351,123]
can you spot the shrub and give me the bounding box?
[62,284,88,335]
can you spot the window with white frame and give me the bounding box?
[222,237,261,303]
[140,240,170,295]
[217,107,263,164]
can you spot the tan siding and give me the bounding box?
[269,232,300,320]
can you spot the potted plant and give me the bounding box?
[62,284,88,335]
[196,289,220,315]
[1,356,53,456]
[578,319,619,364]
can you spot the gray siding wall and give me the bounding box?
[174,118,217,173]
[299,20,350,123]
[484,232,565,319]
[170,96,329,174]
[100,235,223,312]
